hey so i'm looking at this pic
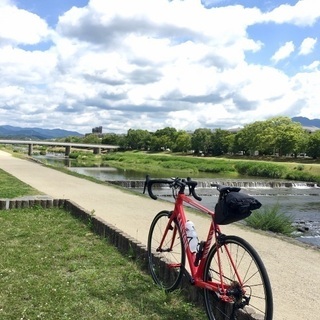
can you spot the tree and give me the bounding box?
[267,117,305,156]
[191,128,212,154]
[149,135,162,152]
[125,129,151,150]
[306,130,320,159]
[236,117,306,156]
[173,131,192,153]
[233,130,249,154]
[235,121,270,155]
[64,136,82,143]
[294,129,310,156]
[83,134,101,144]
[150,127,177,151]
[101,133,122,145]
[211,129,233,156]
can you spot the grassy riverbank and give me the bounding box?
[4,145,320,183]
[0,168,40,198]
[0,168,207,320]
[99,151,320,183]
[1,208,207,320]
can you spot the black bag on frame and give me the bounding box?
[214,191,262,225]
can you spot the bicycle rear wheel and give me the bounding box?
[147,210,185,292]
[203,235,273,320]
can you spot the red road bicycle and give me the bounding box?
[144,176,273,320]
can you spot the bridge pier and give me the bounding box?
[28,144,33,156]
[93,147,101,154]
[65,146,71,156]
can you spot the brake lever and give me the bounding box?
[187,177,202,201]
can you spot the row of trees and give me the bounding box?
[65,117,320,158]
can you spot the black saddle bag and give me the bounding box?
[214,191,262,225]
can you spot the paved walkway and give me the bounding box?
[1,150,319,319]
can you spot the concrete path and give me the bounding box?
[1,150,319,319]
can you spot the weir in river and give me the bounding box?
[106,179,319,189]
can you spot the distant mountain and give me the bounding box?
[292,117,320,128]
[0,125,83,140]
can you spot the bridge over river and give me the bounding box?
[0,139,119,156]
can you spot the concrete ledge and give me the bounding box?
[0,197,59,210]
[0,198,261,319]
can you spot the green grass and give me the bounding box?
[0,166,207,319]
[245,204,295,236]
[102,152,237,176]
[0,168,41,198]
[4,146,320,182]
[101,151,320,183]
[0,207,207,320]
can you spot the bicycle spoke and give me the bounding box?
[147,211,185,292]
[204,236,273,320]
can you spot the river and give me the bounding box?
[34,155,320,248]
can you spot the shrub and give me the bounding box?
[235,162,287,178]
[285,170,317,182]
[245,204,294,235]
[69,152,80,159]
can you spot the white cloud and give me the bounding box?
[0,45,56,84]
[0,4,51,45]
[264,0,320,26]
[271,42,295,64]
[303,61,320,71]
[292,69,320,118]
[0,0,320,133]
[299,37,317,55]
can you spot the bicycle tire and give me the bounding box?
[203,235,273,320]
[147,210,185,292]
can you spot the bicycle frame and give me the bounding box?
[161,191,244,301]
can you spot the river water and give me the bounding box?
[34,155,320,248]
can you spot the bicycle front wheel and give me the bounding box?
[147,210,185,292]
[203,235,273,320]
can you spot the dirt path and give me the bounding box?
[1,150,319,319]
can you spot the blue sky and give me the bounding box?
[15,0,89,26]
[0,0,319,134]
